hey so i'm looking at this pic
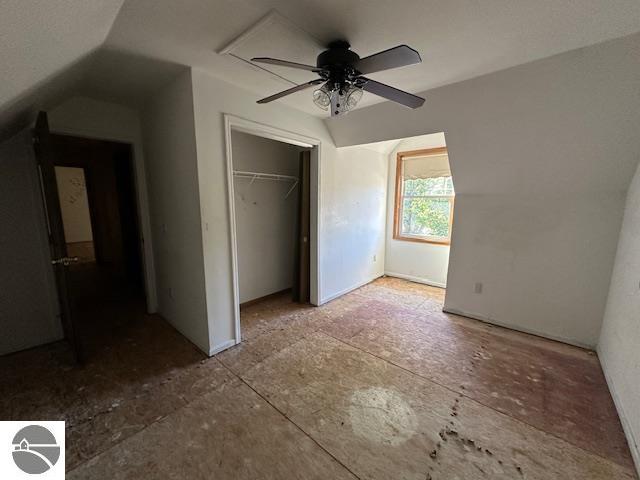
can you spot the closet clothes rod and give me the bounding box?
[233,170,299,199]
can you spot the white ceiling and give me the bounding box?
[347,132,447,156]
[1,0,640,132]
[102,0,640,115]
[77,49,187,107]
[218,11,323,89]
[344,139,402,156]
[0,0,124,113]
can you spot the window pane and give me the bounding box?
[401,197,451,238]
[404,176,454,196]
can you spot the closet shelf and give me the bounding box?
[233,170,299,199]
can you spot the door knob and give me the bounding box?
[51,256,80,266]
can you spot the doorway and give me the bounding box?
[42,129,147,361]
[224,115,321,347]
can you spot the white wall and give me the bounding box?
[599,160,640,473]
[384,133,450,288]
[142,72,210,354]
[325,145,387,302]
[190,69,387,353]
[0,131,62,355]
[54,166,94,243]
[48,95,157,311]
[446,192,624,346]
[326,33,640,348]
[231,131,301,303]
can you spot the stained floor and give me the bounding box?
[0,277,635,479]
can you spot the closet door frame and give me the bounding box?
[223,115,321,345]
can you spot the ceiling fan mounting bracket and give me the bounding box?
[327,40,351,50]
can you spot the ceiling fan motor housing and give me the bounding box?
[317,41,360,69]
[317,41,361,93]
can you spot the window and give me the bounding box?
[393,147,454,244]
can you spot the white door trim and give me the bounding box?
[223,114,322,345]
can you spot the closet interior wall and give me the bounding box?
[231,130,305,304]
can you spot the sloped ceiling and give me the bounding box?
[77,49,187,107]
[1,0,640,137]
[102,0,640,115]
[326,33,640,195]
[0,0,125,138]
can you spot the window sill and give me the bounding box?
[393,234,450,246]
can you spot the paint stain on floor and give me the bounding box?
[349,387,418,446]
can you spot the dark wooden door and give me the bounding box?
[296,150,311,303]
[33,112,82,363]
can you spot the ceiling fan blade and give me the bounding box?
[355,45,421,75]
[251,57,322,72]
[257,79,324,104]
[361,78,425,109]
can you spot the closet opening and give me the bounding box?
[224,116,321,348]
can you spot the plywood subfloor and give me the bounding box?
[0,277,635,479]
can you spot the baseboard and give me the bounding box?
[156,312,210,356]
[384,271,446,289]
[240,288,291,309]
[442,306,595,350]
[209,339,237,356]
[320,273,383,305]
[146,303,159,315]
[598,349,640,475]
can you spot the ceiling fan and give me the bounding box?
[251,41,425,116]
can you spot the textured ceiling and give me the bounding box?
[102,0,640,115]
[1,0,640,134]
[218,11,323,87]
[0,0,125,136]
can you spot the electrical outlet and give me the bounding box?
[373,255,377,262]
[474,282,483,294]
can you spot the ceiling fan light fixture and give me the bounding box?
[344,86,363,111]
[312,85,331,111]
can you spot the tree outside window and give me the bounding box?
[393,148,454,244]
